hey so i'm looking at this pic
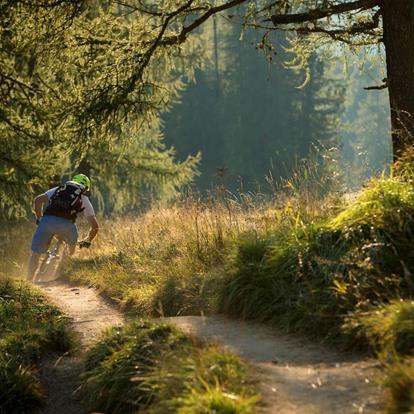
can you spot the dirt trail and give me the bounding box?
[37,282,383,414]
[166,316,384,414]
[38,282,124,414]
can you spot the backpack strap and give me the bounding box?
[50,185,63,201]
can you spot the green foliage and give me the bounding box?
[383,360,414,414]
[0,1,80,219]
[345,301,414,356]
[0,357,44,414]
[2,0,386,218]
[82,320,258,414]
[1,0,204,218]
[221,176,414,341]
[90,129,200,214]
[0,278,73,412]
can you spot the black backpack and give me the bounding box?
[44,181,85,221]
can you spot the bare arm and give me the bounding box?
[33,194,49,220]
[85,215,99,242]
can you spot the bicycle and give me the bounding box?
[35,237,90,283]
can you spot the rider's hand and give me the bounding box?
[79,239,91,249]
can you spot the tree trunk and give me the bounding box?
[381,0,414,161]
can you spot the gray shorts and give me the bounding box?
[31,215,78,254]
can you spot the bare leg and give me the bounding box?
[55,243,76,279]
[27,252,41,281]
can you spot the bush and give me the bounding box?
[345,301,414,355]
[221,178,414,342]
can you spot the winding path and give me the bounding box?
[38,282,124,414]
[166,316,384,413]
[37,282,383,414]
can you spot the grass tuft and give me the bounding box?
[81,320,258,414]
[177,385,259,414]
[0,277,73,412]
[383,360,414,414]
[0,357,44,414]
[345,301,414,355]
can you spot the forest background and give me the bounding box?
[163,17,391,193]
[0,1,391,220]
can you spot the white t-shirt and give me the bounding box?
[45,186,95,218]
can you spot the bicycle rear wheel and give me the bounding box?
[35,238,66,282]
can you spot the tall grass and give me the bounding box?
[0,221,33,279]
[68,194,283,315]
[67,171,414,413]
[222,177,414,341]
[67,189,339,317]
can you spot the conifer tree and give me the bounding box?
[0,0,200,218]
[2,0,410,217]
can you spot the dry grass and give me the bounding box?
[68,191,338,316]
[0,222,33,279]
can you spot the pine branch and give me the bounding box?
[364,78,388,90]
[295,8,382,37]
[268,0,380,25]
[162,0,247,45]
[31,0,84,8]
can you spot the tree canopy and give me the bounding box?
[1,0,410,217]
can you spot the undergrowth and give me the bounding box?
[0,278,73,413]
[81,319,258,414]
[222,177,414,341]
[5,159,414,412]
[65,173,414,413]
[0,221,33,279]
[66,176,414,344]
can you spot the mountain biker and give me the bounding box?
[27,174,99,281]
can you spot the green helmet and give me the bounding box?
[72,174,91,191]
